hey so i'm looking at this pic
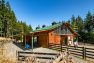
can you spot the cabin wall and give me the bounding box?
[67,35,74,46]
[54,35,60,44]
[48,31,74,46]
[26,35,31,43]
[38,32,48,48]
[32,33,75,48]
[49,31,60,44]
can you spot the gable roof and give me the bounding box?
[31,23,79,36]
[32,23,62,33]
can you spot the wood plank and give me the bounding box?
[18,51,59,55]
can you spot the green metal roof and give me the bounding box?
[32,23,62,33]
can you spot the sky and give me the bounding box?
[7,0,94,29]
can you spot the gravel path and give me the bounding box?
[32,47,59,53]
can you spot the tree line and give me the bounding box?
[36,12,94,43]
[1,0,94,43]
[69,12,94,43]
[0,0,32,37]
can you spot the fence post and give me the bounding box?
[16,50,18,61]
[60,35,62,52]
[18,51,19,60]
[60,42,62,52]
[67,46,68,52]
[83,47,86,59]
[60,44,62,52]
[84,47,86,59]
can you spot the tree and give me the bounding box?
[67,20,71,24]
[84,11,93,32]
[42,25,46,28]
[0,0,3,36]
[28,25,32,31]
[0,0,33,37]
[36,25,40,29]
[76,16,83,32]
[1,0,7,37]
[52,21,57,25]
[6,1,11,11]
[71,15,78,32]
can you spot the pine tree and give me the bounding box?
[52,21,57,25]
[28,25,32,31]
[36,25,40,29]
[1,0,7,37]
[76,15,83,32]
[0,0,33,37]
[84,11,93,32]
[71,15,77,32]
[42,24,46,28]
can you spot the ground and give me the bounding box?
[0,40,94,63]
[79,42,94,48]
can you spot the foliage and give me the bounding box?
[69,12,94,43]
[0,0,32,37]
[42,24,46,28]
[36,25,40,29]
[52,21,57,25]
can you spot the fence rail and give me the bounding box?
[49,43,94,60]
[18,51,59,61]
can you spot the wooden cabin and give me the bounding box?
[25,23,78,48]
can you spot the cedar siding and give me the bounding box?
[25,23,78,48]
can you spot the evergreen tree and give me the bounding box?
[0,0,33,37]
[76,16,83,32]
[71,15,77,32]
[84,11,93,32]
[67,20,71,24]
[36,25,40,29]
[28,25,32,32]
[42,24,46,28]
[52,21,57,25]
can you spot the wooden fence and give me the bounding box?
[18,51,59,61]
[49,43,94,60]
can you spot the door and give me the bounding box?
[64,37,67,45]
[33,36,40,48]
